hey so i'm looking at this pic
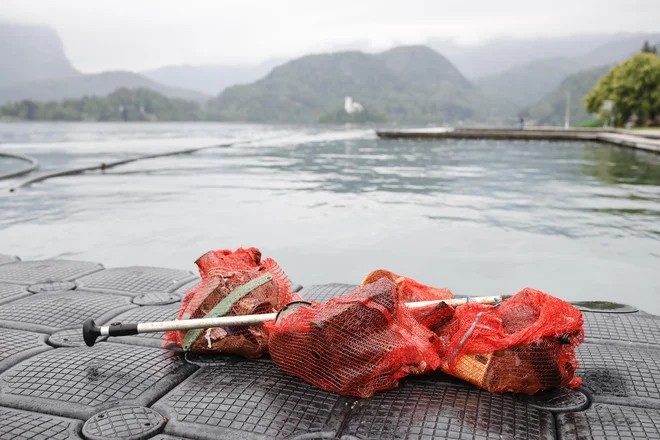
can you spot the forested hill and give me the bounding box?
[527,65,611,126]
[0,88,204,122]
[207,45,515,124]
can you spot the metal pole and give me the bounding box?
[82,295,502,346]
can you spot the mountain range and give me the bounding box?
[526,66,612,126]
[206,46,512,123]
[140,59,286,96]
[427,33,652,79]
[474,34,660,108]
[1,21,658,125]
[0,22,79,88]
[0,22,207,105]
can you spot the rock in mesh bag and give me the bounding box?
[267,278,583,396]
[167,253,583,396]
[265,278,448,398]
[437,288,584,393]
[164,247,300,357]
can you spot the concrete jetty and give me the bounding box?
[376,128,660,153]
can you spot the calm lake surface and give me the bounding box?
[1,122,659,312]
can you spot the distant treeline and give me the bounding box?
[2,47,658,127]
[318,106,388,123]
[0,88,206,122]
[0,87,390,123]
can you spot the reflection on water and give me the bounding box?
[0,123,659,313]
[582,144,660,186]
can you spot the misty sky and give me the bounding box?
[3,0,659,72]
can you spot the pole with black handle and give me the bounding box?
[82,295,502,347]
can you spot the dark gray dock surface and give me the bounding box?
[0,254,659,439]
[376,128,660,153]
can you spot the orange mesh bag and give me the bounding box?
[164,247,300,357]
[265,278,443,398]
[361,269,453,302]
[409,301,455,332]
[441,288,584,394]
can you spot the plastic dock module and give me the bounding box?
[0,255,659,439]
[576,343,660,408]
[152,358,354,440]
[0,283,30,305]
[0,406,84,439]
[76,267,198,296]
[0,255,19,266]
[106,304,181,348]
[299,283,359,302]
[557,404,660,439]
[583,311,660,348]
[0,343,197,419]
[340,378,555,440]
[0,290,136,333]
[0,259,103,284]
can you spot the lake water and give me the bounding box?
[1,122,659,312]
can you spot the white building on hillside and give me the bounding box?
[344,96,364,114]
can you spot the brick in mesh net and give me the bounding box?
[439,287,584,393]
[164,247,300,357]
[265,278,444,398]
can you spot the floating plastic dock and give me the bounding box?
[0,254,658,439]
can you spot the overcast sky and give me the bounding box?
[3,0,659,72]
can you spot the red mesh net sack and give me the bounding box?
[409,301,455,340]
[164,247,300,357]
[361,269,453,302]
[440,288,584,394]
[265,278,443,398]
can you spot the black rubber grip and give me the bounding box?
[108,322,139,337]
[83,318,101,347]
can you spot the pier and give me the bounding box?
[376,128,660,153]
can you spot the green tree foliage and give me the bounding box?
[576,120,604,127]
[642,40,658,54]
[318,106,388,123]
[585,53,660,126]
[0,88,204,121]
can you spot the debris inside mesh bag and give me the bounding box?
[164,247,301,357]
[265,277,445,398]
[438,288,584,394]
[360,269,453,302]
[166,250,583,397]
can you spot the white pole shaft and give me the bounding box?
[136,312,278,333]
[405,295,500,309]
[130,295,501,334]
